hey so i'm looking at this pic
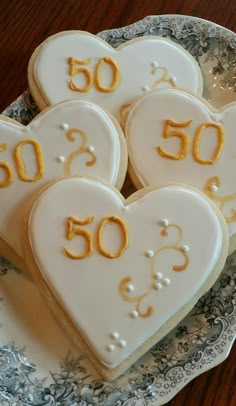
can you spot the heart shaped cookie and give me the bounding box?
[21,177,228,380]
[28,31,203,120]
[125,88,236,252]
[0,100,127,269]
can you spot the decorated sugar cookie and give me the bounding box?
[21,177,228,380]
[0,100,127,270]
[28,31,203,120]
[125,88,236,252]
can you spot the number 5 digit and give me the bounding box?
[68,57,93,93]
[157,119,192,160]
[64,216,95,259]
[0,144,13,188]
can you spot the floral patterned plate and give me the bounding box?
[1,15,236,406]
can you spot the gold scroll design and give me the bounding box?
[64,128,96,176]
[119,224,189,318]
[119,66,176,123]
[204,176,236,223]
[151,66,176,90]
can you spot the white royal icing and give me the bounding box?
[126,88,236,238]
[27,178,223,369]
[32,32,203,119]
[0,100,123,259]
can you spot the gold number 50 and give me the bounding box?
[157,119,224,165]
[68,56,120,93]
[0,139,44,188]
[64,215,128,260]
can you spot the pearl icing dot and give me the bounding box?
[145,250,154,258]
[142,85,150,92]
[154,272,163,280]
[126,284,135,293]
[209,184,218,192]
[110,332,119,340]
[60,123,69,131]
[151,61,159,68]
[160,219,169,227]
[56,155,65,163]
[181,245,190,253]
[163,278,171,286]
[106,344,115,352]
[170,76,176,83]
[154,282,162,290]
[87,146,95,152]
[118,340,127,348]
[130,310,139,319]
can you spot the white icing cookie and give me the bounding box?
[21,177,228,380]
[28,31,203,120]
[0,100,127,268]
[125,88,236,251]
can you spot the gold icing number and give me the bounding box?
[0,139,44,187]
[0,144,13,187]
[97,216,128,258]
[15,139,44,181]
[64,215,128,259]
[64,129,96,176]
[64,216,94,259]
[68,57,93,92]
[193,123,224,165]
[157,119,225,164]
[157,119,192,160]
[68,56,120,93]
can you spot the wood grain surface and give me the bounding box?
[0,0,235,405]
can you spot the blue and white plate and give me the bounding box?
[1,15,236,406]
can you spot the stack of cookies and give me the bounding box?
[1,31,234,380]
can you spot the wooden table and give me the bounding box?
[0,1,235,404]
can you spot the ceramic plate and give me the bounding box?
[1,15,236,406]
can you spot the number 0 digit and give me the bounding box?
[94,57,120,93]
[97,215,128,258]
[193,122,224,165]
[14,139,44,182]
